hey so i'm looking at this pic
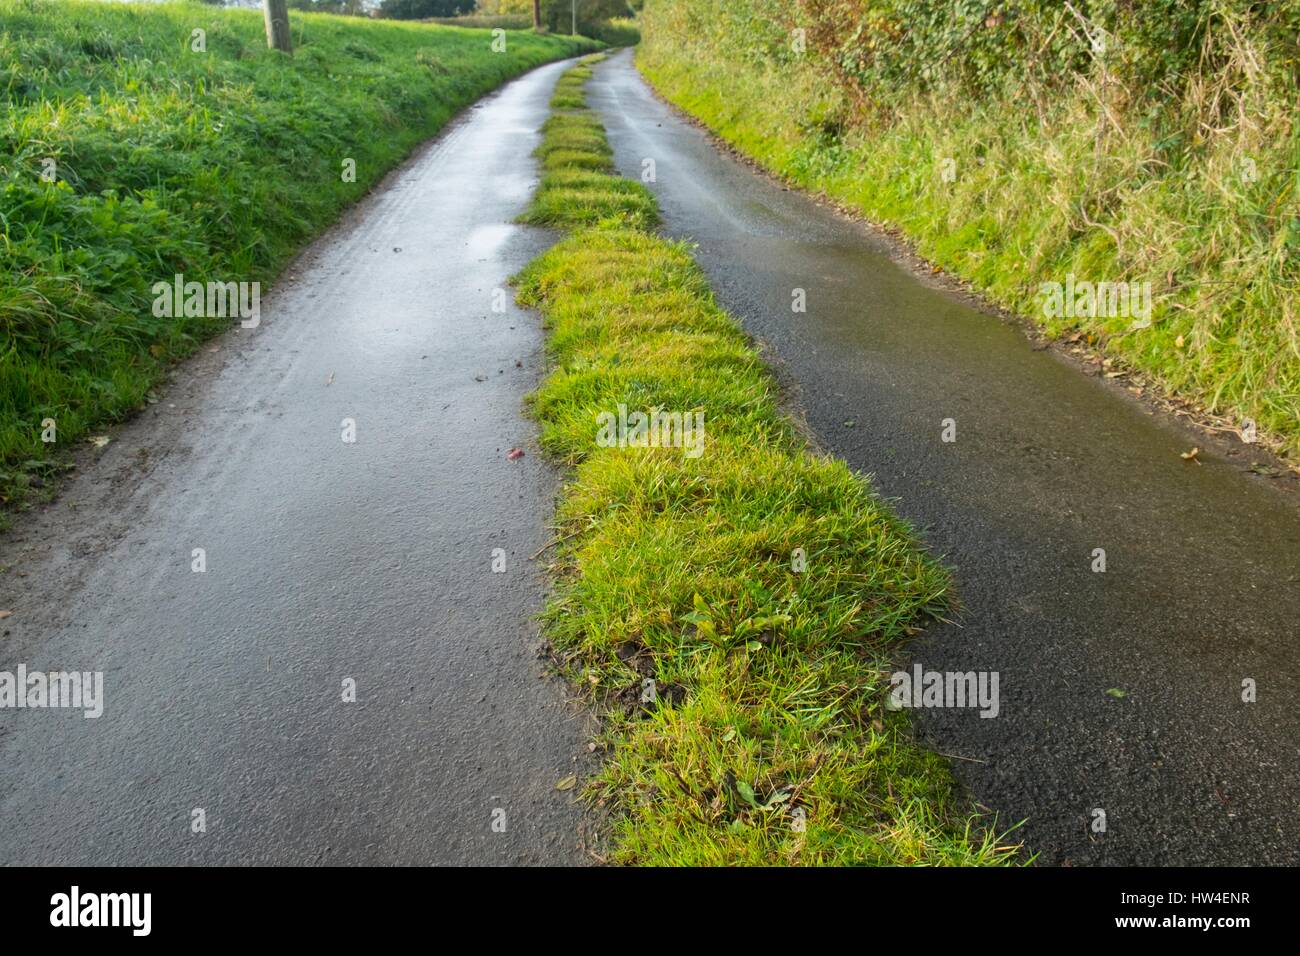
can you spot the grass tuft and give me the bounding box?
[519,60,656,231]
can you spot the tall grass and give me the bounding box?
[0,0,598,504]
[638,0,1299,459]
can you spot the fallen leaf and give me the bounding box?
[88,436,110,449]
[555,775,577,791]
[1175,334,1185,348]
[1180,447,1200,463]
[506,448,524,460]
[1105,688,1128,699]
[0,610,11,620]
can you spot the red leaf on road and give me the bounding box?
[507,448,524,460]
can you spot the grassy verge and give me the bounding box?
[514,56,1018,865]
[429,14,639,47]
[637,1,1299,460]
[0,0,598,507]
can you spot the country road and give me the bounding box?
[589,50,1300,866]
[0,58,589,865]
[3,46,1297,870]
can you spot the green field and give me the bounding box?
[514,56,1019,865]
[638,0,1300,460]
[0,0,597,505]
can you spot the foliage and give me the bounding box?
[586,15,638,45]
[538,0,637,35]
[463,0,639,42]
[380,0,476,20]
[428,13,533,28]
[287,0,369,16]
[639,0,1300,456]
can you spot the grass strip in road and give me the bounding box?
[514,57,1019,865]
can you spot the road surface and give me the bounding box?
[4,47,1297,869]
[0,58,589,865]
[589,49,1300,866]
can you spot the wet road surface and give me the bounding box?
[0,59,589,865]
[590,50,1300,865]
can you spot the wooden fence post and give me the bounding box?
[264,0,293,55]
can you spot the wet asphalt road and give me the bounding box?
[591,50,1300,866]
[0,59,589,865]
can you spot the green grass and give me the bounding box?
[521,72,657,229]
[638,0,1300,460]
[428,14,640,48]
[0,0,598,506]
[586,17,640,48]
[514,57,1020,865]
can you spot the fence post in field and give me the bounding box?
[264,0,293,54]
